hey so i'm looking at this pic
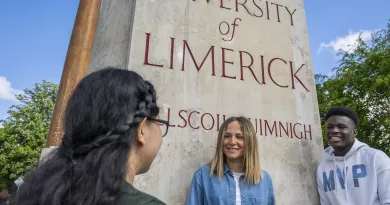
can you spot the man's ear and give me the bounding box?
[353,128,358,137]
[136,118,148,145]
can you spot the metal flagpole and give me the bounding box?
[46,0,101,147]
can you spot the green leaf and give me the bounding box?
[0,80,58,190]
[316,20,390,157]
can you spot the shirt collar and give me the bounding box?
[223,163,246,176]
[223,164,230,175]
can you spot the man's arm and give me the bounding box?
[376,151,390,205]
[317,167,331,205]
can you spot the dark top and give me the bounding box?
[118,182,166,205]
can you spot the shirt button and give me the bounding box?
[242,195,246,198]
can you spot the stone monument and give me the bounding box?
[89,0,324,204]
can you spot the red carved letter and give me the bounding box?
[268,58,288,88]
[265,1,270,20]
[259,119,263,135]
[182,40,216,76]
[188,111,200,129]
[304,124,312,140]
[290,62,309,92]
[235,0,252,16]
[252,0,264,17]
[166,108,176,127]
[271,3,283,23]
[169,37,175,69]
[178,110,187,128]
[201,113,215,130]
[220,0,231,10]
[144,33,164,67]
[265,120,278,137]
[249,118,259,134]
[216,114,220,131]
[221,47,236,79]
[193,0,211,3]
[260,55,266,84]
[279,121,289,137]
[285,7,297,26]
[240,51,260,84]
[293,123,303,139]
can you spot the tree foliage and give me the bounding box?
[0,80,58,190]
[316,21,390,156]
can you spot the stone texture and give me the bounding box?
[39,147,58,165]
[89,0,324,204]
[89,0,136,73]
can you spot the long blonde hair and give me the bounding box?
[209,116,262,184]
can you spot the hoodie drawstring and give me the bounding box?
[333,157,349,204]
[333,158,337,193]
[344,156,348,203]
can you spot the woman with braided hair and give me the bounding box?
[11,68,169,205]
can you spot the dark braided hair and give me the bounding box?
[11,68,160,205]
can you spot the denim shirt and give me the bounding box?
[186,164,275,205]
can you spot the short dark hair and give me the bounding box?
[325,106,359,126]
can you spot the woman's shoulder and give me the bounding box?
[120,182,166,205]
[261,170,273,181]
[192,164,212,177]
[262,170,271,176]
[192,164,212,172]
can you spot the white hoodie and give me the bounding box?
[316,139,390,205]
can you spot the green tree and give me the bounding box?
[316,21,390,156]
[0,80,58,190]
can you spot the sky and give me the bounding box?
[0,0,389,122]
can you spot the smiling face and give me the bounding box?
[326,115,357,156]
[210,117,261,184]
[223,121,245,161]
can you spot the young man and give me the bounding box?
[317,106,390,205]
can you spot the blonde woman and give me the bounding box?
[186,116,275,205]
